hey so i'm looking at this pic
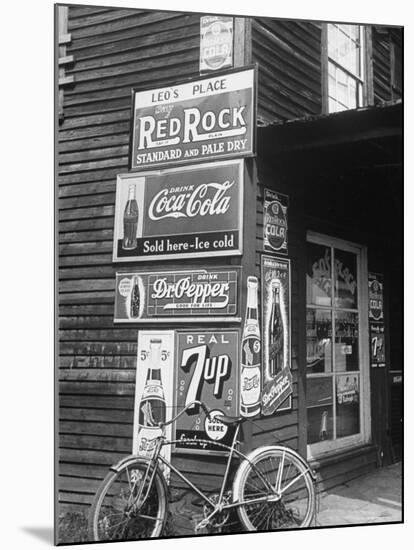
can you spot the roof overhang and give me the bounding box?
[257,101,403,166]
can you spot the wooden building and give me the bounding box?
[56,4,403,539]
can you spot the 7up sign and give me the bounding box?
[174,330,239,454]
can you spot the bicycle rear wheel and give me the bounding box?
[89,458,167,541]
[236,448,315,530]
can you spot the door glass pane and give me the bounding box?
[335,311,359,371]
[307,377,334,444]
[336,374,360,437]
[334,248,358,309]
[307,243,332,306]
[306,309,332,374]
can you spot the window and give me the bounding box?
[306,233,370,458]
[325,24,364,113]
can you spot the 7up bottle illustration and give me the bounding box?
[137,339,166,457]
[240,276,261,417]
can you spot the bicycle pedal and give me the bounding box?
[195,518,210,532]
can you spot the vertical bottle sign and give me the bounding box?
[122,184,139,251]
[368,272,386,368]
[261,256,293,416]
[133,331,175,468]
[240,276,262,417]
[268,280,284,377]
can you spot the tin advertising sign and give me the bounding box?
[130,66,256,170]
[113,160,243,262]
[370,323,386,368]
[261,255,293,415]
[200,16,233,73]
[263,189,289,255]
[174,330,239,454]
[368,272,384,321]
[132,331,175,471]
[114,267,240,323]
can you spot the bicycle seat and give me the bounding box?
[215,413,244,426]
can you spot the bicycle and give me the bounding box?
[89,400,316,541]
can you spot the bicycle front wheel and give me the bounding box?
[236,448,315,530]
[89,458,167,541]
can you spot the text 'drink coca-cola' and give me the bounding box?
[113,160,244,262]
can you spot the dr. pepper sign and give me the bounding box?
[113,160,243,262]
[130,67,256,170]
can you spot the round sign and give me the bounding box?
[202,20,232,70]
[265,200,287,251]
[118,277,132,297]
[204,409,228,441]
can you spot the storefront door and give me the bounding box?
[306,232,370,458]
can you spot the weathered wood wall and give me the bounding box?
[252,158,306,454]
[373,27,403,104]
[58,5,202,511]
[58,5,403,514]
[251,19,323,124]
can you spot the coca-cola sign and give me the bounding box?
[261,255,293,415]
[174,330,239,454]
[114,267,240,323]
[130,66,255,170]
[113,160,243,262]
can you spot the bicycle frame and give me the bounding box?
[138,422,289,528]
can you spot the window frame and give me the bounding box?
[306,231,371,460]
[322,23,374,114]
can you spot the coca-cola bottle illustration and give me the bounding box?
[122,184,139,250]
[137,339,166,457]
[269,280,284,377]
[240,276,261,417]
[130,275,140,319]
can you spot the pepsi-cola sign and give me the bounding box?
[130,67,256,170]
[113,160,244,262]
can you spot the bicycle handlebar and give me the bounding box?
[158,400,211,428]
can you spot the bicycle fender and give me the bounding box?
[232,445,316,502]
[109,455,152,473]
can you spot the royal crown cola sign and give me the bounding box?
[263,189,289,254]
[130,67,255,170]
[113,160,243,262]
[200,16,233,73]
[368,272,384,321]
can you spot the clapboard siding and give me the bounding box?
[252,19,322,124]
[58,5,235,511]
[372,27,403,104]
[247,158,304,452]
[373,28,392,103]
[58,6,402,517]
